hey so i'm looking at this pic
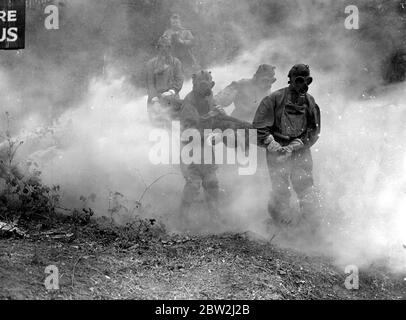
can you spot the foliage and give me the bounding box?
[94,215,166,249]
[0,112,60,222]
[0,112,168,243]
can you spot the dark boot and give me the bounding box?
[202,168,222,223]
[297,190,322,241]
[267,198,292,227]
[206,198,222,222]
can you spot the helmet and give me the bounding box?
[288,64,310,78]
[254,64,276,78]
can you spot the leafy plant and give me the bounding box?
[115,217,166,249]
[0,112,24,167]
[0,112,61,222]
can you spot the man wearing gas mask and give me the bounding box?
[214,64,277,122]
[178,70,222,227]
[253,64,321,230]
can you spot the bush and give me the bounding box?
[0,112,60,223]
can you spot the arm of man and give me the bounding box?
[181,30,195,47]
[146,61,158,99]
[300,96,321,148]
[214,82,238,108]
[171,59,184,94]
[179,99,201,132]
[162,30,172,42]
[252,95,276,148]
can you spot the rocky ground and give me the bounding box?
[1,215,405,300]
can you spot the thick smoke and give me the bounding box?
[1,0,406,272]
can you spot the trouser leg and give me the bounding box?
[179,163,201,219]
[267,152,292,225]
[201,165,220,218]
[290,149,320,229]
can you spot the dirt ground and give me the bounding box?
[1,217,406,300]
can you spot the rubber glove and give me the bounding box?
[161,89,176,97]
[281,138,304,153]
[264,135,282,153]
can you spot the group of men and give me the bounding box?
[146,13,198,118]
[145,14,321,234]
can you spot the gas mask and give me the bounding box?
[288,64,313,95]
[193,71,215,97]
[291,75,313,94]
[253,64,276,91]
[255,75,277,91]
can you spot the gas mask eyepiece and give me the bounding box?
[288,64,312,93]
[293,75,313,85]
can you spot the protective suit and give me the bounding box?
[215,64,276,122]
[253,64,321,228]
[178,71,220,223]
[146,36,184,126]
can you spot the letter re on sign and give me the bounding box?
[0,0,25,49]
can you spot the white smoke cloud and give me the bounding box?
[209,39,406,272]
[1,0,405,274]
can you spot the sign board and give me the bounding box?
[0,0,25,50]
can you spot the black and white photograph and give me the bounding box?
[1,0,406,308]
